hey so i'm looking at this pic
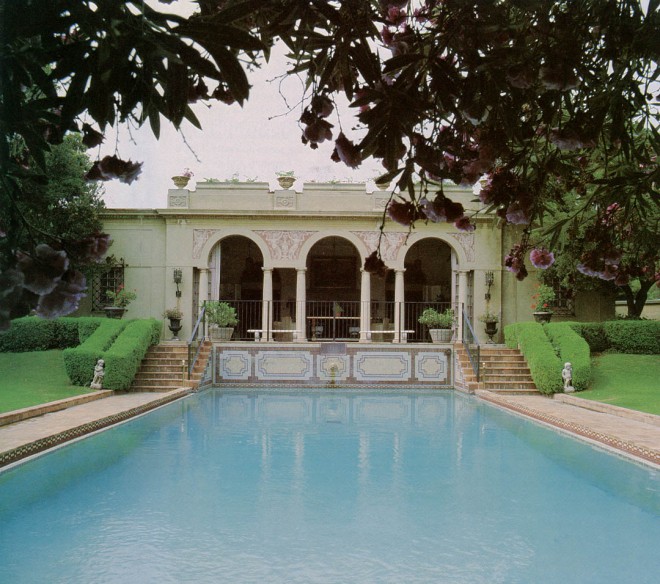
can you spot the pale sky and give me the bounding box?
[101,44,379,209]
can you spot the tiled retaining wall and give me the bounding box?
[213,343,453,387]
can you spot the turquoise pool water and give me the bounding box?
[0,389,658,583]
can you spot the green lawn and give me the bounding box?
[0,350,94,414]
[578,353,660,415]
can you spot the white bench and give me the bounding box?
[360,330,415,341]
[247,329,298,341]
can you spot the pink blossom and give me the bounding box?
[333,133,361,168]
[529,248,555,269]
[16,244,69,295]
[454,216,475,232]
[35,270,87,318]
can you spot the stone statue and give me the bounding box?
[562,362,574,393]
[91,359,105,389]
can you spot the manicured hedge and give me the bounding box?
[544,323,591,391]
[63,319,128,386]
[570,320,660,354]
[504,321,563,394]
[102,319,161,390]
[0,316,85,352]
[568,322,609,353]
[603,320,660,354]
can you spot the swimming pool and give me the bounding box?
[1,389,658,583]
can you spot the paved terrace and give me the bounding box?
[1,388,659,469]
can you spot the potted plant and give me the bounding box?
[332,302,343,317]
[163,308,183,340]
[276,170,296,189]
[104,285,136,318]
[478,311,499,343]
[206,301,238,341]
[172,168,193,188]
[418,307,454,343]
[532,284,555,323]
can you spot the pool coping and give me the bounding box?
[0,390,114,427]
[476,390,660,468]
[0,388,191,469]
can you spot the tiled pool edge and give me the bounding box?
[0,388,191,469]
[0,391,114,427]
[476,390,660,468]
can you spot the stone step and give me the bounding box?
[483,366,531,374]
[484,387,541,395]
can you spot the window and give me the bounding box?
[91,261,125,311]
[551,279,575,316]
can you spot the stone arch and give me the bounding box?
[298,230,371,267]
[196,228,272,269]
[392,231,468,267]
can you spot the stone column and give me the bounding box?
[359,269,371,342]
[457,270,468,341]
[296,268,307,342]
[262,268,273,341]
[394,269,405,342]
[198,268,210,339]
[198,268,209,311]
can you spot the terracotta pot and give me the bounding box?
[172,175,190,188]
[104,306,125,319]
[484,320,498,342]
[533,311,553,324]
[168,317,182,340]
[210,326,234,341]
[429,328,452,343]
[277,176,295,189]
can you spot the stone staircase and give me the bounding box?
[455,344,539,395]
[130,341,212,392]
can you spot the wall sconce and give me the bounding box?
[484,271,494,301]
[173,268,182,297]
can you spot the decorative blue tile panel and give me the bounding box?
[219,350,252,380]
[255,351,313,381]
[415,352,448,382]
[317,355,350,382]
[353,351,411,382]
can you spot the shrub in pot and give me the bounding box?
[206,301,238,341]
[418,307,454,343]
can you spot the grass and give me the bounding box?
[577,353,660,415]
[0,350,94,414]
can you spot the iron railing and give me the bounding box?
[187,304,207,379]
[211,299,454,342]
[461,306,480,382]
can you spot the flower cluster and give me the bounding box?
[386,195,475,232]
[181,168,194,178]
[532,284,556,312]
[364,250,390,278]
[106,285,136,308]
[0,235,112,328]
[85,155,142,184]
[300,94,334,149]
[504,243,528,281]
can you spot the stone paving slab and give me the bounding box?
[476,390,660,467]
[0,388,191,468]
